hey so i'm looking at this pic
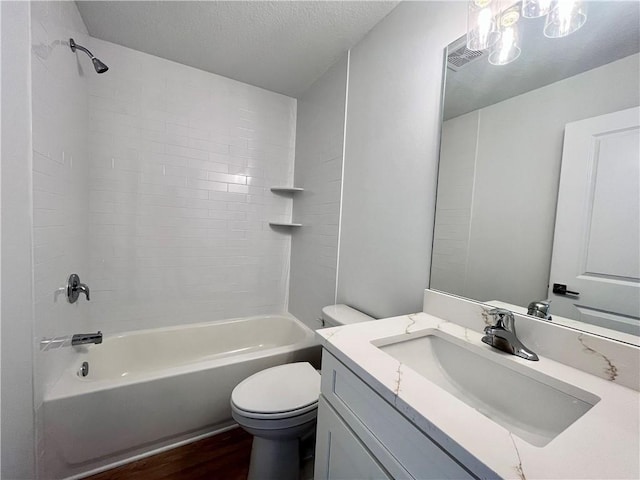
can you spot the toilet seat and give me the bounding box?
[231,362,320,419]
[231,402,319,431]
[232,400,318,420]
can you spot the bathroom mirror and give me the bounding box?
[431,1,640,344]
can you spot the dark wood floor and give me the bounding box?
[87,427,253,480]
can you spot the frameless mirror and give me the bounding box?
[432,1,640,344]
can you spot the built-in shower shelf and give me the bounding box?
[269,222,302,227]
[270,186,304,193]
[269,187,303,228]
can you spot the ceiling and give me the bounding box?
[444,1,640,120]
[76,1,399,98]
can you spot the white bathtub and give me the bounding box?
[43,313,321,479]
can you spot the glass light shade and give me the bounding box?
[467,0,502,51]
[489,23,521,65]
[544,0,587,38]
[522,0,553,18]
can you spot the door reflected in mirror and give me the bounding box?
[432,1,640,344]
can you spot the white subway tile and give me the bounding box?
[166,144,210,160]
[186,178,228,192]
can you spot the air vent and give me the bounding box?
[447,41,487,71]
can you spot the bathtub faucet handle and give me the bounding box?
[77,283,90,301]
[67,274,90,303]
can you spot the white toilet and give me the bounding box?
[230,304,374,480]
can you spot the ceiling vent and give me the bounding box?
[447,39,487,71]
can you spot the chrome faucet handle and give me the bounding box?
[486,308,515,331]
[76,283,90,301]
[527,300,552,320]
[483,308,539,361]
[67,274,90,303]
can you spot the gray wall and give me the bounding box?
[1,2,36,478]
[432,53,640,307]
[336,1,466,318]
[289,55,348,329]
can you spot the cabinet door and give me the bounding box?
[315,397,392,480]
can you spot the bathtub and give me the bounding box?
[43,313,321,479]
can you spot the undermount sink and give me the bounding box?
[374,330,601,447]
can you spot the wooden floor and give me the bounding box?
[87,427,253,480]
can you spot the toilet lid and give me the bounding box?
[231,362,320,414]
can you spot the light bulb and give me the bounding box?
[544,0,587,38]
[489,8,521,66]
[467,0,502,51]
[522,0,553,18]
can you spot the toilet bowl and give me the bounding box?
[230,305,375,480]
[231,362,320,480]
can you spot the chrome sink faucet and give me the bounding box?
[527,300,552,321]
[482,308,539,361]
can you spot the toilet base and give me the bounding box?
[247,436,299,480]
[235,415,316,480]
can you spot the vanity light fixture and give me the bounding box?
[466,0,501,51]
[466,0,588,65]
[544,0,588,38]
[489,5,522,65]
[522,0,552,18]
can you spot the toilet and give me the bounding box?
[230,304,374,480]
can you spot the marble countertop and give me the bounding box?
[317,312,640,480]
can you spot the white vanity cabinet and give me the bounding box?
[315,397,393,479]
[315,351,474,480]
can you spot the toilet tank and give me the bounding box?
[321,304,375,327]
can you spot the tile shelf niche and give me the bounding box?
[269,186,304,228]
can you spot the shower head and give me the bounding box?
[69,38,109,74]
[91,57,109,74]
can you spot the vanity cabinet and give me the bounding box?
[315,351,473,480]
[315,397,392,479]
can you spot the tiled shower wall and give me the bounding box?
[30,1,91,410]
[85,38,297,333]
[29,0,297,411]
[30,2,92,473]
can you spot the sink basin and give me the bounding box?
[374,330,600,447]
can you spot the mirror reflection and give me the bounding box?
[432,1,640,343]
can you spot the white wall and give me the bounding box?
[1,2,36,478]
[432,53,640,307]
[30,3,92,445]
[0,4,3,473]
[0,4,3,471]
[289,54,348,329]
[85,38,297,333]
[337,1,467,318]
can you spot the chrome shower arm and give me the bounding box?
[69,38,109,73]
[70,38,95,59]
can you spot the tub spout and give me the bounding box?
[72,332,102,346]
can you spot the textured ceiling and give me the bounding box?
[444,1,640,119]
[76,1,399,97]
